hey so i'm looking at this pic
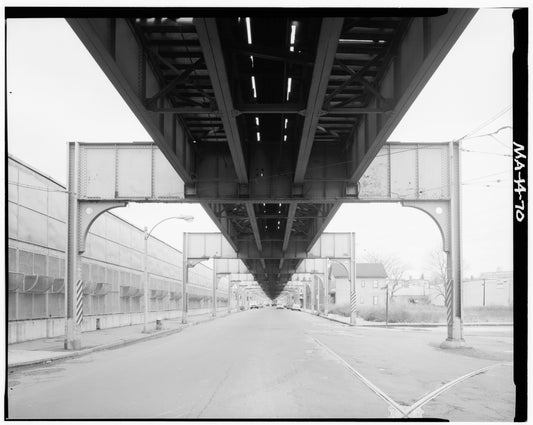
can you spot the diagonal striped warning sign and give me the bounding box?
[350,290,357,315]
[75,279,84,325]
[445,278,453,325]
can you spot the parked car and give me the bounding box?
[291,303,302,311]
[276,304,285,309]
[250,301,259,309]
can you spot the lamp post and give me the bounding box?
[143,215,194,333]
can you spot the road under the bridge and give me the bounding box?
[8,310,513,420]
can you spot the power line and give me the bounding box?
[460,148,512,157]
[462,125,513,142]
[458,105,512,141]
[488,134,511,151]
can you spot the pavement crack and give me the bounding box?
[195,360,235,418]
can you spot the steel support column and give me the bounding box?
[64,143,82,350]
[227,282,233,314]
[311,279,315,313]
[212,262,217,317]
[323,258,329,316]
[143,227,149,333]
[349,232,357,325]
[441,142,464,347]
[182,232,189,324]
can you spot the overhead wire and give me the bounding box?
[457,105,512,141]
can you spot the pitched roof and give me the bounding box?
[329,262,388,279]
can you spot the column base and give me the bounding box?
[440,338,468,349]
[64,319,82,350]
[64,338,82,350]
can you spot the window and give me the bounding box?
[18,250,33,275]
[373,296,378,305]
[373,280,378,288]
[361,280,365,288]
[8,248,17,272]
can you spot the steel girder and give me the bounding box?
[68,11,476,299]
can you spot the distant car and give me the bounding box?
[250,301,259,309]
[291,303,302,311]
[276,304,284,309]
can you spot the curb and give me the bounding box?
[304,310,513,328]
[8,310,242,370]
[354,322,514,328]
[303,309,353,326]
[8,326,187,370]
[318,314,354,326]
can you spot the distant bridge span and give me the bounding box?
[68,10,475,300]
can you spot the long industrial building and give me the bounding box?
[7,155,234,343]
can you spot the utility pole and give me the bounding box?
[385,282,390,328]
[482,279,486,307]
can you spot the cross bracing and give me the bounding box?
[68,10,475,299]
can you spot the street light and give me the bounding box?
[143,215,194,333]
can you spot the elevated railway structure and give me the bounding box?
[64,10,476,348]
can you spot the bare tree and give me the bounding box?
[427,249,447,301]
[363,252,407,301]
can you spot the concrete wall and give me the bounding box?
[8,307,230,344]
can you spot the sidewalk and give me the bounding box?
[8,309,240,369]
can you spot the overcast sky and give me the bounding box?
[6,8,514,278]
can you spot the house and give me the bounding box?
[329,263,388,306]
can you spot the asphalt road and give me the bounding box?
[7,309,514,420]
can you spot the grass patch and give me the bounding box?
[464,305,513,323]
[328,303,513,323]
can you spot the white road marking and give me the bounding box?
[310,336,407,416]
[402,363,512,418]
[311,335,512,419]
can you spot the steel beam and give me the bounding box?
[231,44,314,66]
[322,107,390,115]
[324,54,384,107]
[245,203,263,252]
[294,18,344,183]
[149,107,218,114]
[67,19,195,184]
[348,10,476,182]
[195,18,248,183]
[235,103,306,115]
[282,203,298,252]
[200,203,238,252]
[146,58,205,107]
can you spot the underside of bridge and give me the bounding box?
[69,9,475,299]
